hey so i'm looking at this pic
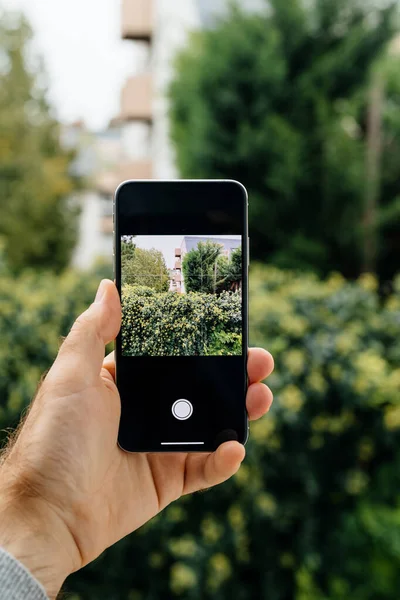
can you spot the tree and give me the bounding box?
[170,0,399,279]
[123,247,169,292]
[182,240,222,293]
[121,239,136,282]
[217,247,242,292]
[0,12,79,271]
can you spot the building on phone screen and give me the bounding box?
[170,236,241,293]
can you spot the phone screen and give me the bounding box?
[115,181,248,452]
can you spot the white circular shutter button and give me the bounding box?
[172,399,193,421]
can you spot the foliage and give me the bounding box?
[205,330,242,356]
[122,247,169,292]
[0,12,79,271]
[121,284,242,356]
[169,0,400,279]
[182,240,223,293]
[69,266,400,600]
[121,240,136,267]
[2,260,400,599]
[0,266,98,439]
[182,242,242,294]
[217,247,242,293]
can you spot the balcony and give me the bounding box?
[121,0,153,41]
[175,260,181,269]
[96,159,153,195]
[100,216,113,235]
[119,160,153,181]
[120,74,152,122]
[175,248,182,257]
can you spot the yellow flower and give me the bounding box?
[345,470,369,495]
[228,505,246,531]
[234,463,250,486]
[256,492,277,517]
[384,406,400,430]
[201,516,224,544]
[353,350,387,394]
[281,315,309,337]
[280,385,305,413]
[284,349,307,376]
[326,272,346,291]
[250,416,276,444]
[166,505,186,523]
[169,536,198,558]
[307,370,328,395]
[336,332,358,355]
[207,554,232,592]
[357,272,378,292]
[170,563,198,594]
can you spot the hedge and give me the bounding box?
[121,285,242,356]
[70,267,400,600]
[1,265,400,599]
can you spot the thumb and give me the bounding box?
[52,280,121,386]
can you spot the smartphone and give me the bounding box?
[114,180,249,452]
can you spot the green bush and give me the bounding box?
[1,265,400,599]
[0,267,98,438]
[121,285,242,356]
[70,266,400,600]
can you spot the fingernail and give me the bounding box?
[95,280,107,303]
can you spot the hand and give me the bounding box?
[0,280,274,598]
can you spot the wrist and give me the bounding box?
[0,490,79,599]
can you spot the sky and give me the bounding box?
[5,0,133,130]
[132,236,241,271]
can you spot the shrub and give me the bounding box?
[70,266,400,600]
[121,285,242,356]
[1,265,400,599]
[0,268,98,439]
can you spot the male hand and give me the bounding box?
[0,280,274,599]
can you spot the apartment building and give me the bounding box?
[119,0,265,180]
[72,0,263,269]
[172,236,242,293]
[64,121,124,270]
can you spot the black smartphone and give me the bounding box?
[114,180,249,453]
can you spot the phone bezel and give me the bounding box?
[114,180,249,452]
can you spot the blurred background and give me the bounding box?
[1,0,400,598]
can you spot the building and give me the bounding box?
[72,0,263,270]
[63,121,124,270]
[171,236,241,293]
[119,0,265,180]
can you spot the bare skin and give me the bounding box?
[0,280,274,598]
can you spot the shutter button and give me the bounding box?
[172,400,193,421]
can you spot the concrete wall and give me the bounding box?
[152,0,201,179]
[72,191,113,270]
